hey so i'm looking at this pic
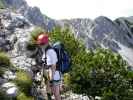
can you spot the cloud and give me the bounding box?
[25,0,133,20]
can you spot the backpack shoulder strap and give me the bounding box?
[43,45,52,65]
[44,49,47,66]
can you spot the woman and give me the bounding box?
[37,33,61,100]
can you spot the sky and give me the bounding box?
[25,0,133,20]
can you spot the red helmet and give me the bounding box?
[37,33,49,45]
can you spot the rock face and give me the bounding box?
[0,10,14,51]
[61,16,133,66]
[4,0,55,31]
[23,7,47,28]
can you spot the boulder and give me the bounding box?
[3,70,16,80]
[1,82,18,97]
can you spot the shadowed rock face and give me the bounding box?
[115,17,133,47]
[23,7,48,29]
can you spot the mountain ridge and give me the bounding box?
[1,0,133,67]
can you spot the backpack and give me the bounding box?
[51,42,71,74]
[36,42,71,74]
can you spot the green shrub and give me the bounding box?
[17,92,34,100]
[14,70,32,96]
[68,48,133,100]
[62,73,71,93]
[0,90,10,100]
[0,67,8,77]
[0,52,12,68]
[50,26,85,57]
[26,41,37,51]
[0,69,4,76]
[0,0,5,9]
[0,52,16,78]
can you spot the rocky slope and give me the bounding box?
[3,0,56,31]
[0,0,90,99]
[0,8,34,98]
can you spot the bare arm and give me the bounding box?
[48,49,58,80]
[51,64,56,80]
